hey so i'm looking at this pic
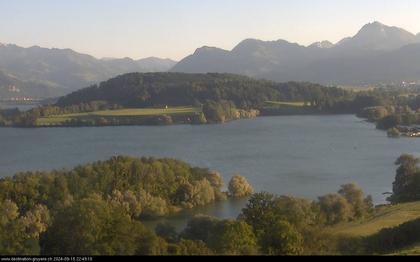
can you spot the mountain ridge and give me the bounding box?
[172,21,420,85]
[0,43,177,99]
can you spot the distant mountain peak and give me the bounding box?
[336,21,416,50]
[193,46,228,55]
[308,41,334,49]
[138,56,177,63]
[368,21,385,27]
[231,38,303,56]
[359,21,393,34]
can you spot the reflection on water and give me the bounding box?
[142,198,249,231]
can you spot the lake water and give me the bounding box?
[0,102,38,111]
[1,115,419,229]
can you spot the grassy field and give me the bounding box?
[321,201,420,255]
[327,201,420,237]
[265,101,308,107]
[337,85,377,92]
[390,244,420,255]
[37,106,201,126]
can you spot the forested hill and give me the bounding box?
[56,72,349,109]
[0,72,400,127]
[2,72,397,127]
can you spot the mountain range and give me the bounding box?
[172,21,420,86]
[0,43,176,99]
[2,21,420,100]
[0,70,62,100]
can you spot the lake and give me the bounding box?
[1,115,419,229]
[0,102,39,111]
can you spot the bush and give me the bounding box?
[387,127,400,138]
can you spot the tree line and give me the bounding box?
[0,156,255,255]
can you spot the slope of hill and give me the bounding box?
[328,201,420,237]
[0,70,64,99]
[0,44,177,98]
[325,201,420,255]
[172,21,420,85]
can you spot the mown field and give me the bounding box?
[337,85,377,92]
[391,244,420,255]
[36,106,201,126]
[265,101,308,107]
[328,201,420,237]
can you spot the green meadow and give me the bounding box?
[36,106,201,126]
[265,101,308,107]
[327,201,420,237]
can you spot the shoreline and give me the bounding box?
[0,111,356,128]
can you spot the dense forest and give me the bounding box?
[54,73,348,109]
[1,154,420,255]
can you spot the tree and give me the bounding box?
[155,222,178,243]
[205,171,223,190]
[108,190,142,218]
[239,192,278,234]
[387,127,400,138]
[317,194,353,224]
[389,154,420,203]
[259,220,303,255]
[377,115,401,130]
[181,216,258,255]
[0,200,50,255]
[181,215,218,244]
[174,179,216,208]
[272,196,319,229]
[228,175,253,198]
[211,220,258,255]
[175,239,213,255]
[202,100,237,123]
[205,171,227,200]
[338,184,373,219]
[40,195,164,255]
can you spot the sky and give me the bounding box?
[1,0,420,61]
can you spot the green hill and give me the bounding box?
[328,201,420,237]
[56,72,349,109]
[324,201,420,255]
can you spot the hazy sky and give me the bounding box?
[1,0,420,60]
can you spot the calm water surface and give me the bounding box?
[1,115,419,229]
